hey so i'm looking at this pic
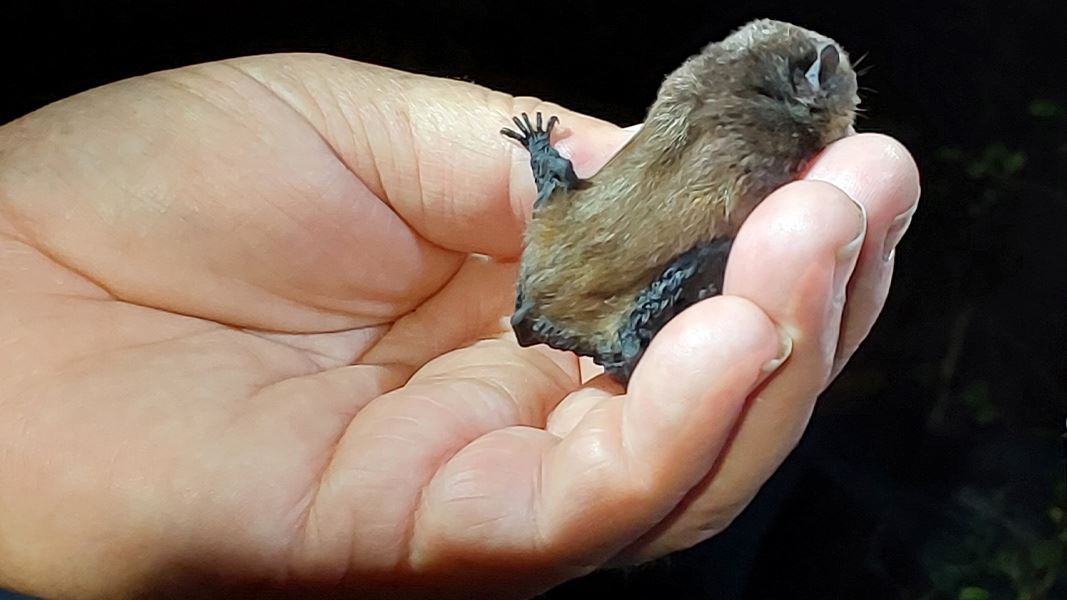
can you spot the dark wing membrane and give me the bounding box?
[602,236,735,384]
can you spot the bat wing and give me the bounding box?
[602,236,735,383]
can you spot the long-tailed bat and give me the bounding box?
[502,19,860,385]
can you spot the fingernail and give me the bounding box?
[882,206,915,261]
[761,325,794,374]
[834,200,867,292]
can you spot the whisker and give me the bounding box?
[856,64,876,78]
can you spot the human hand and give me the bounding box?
[0,53,919,599]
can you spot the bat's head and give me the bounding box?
[650,19,860,154]
[719,19,860,145]
[632,20,862,229]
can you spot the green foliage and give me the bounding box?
[936,142,1026,183]
[959,587,990,600]
[910,99,1067,600]
[1028,99,1060,119]
[966,144,1027,180]
[958,380,997,425]
[920,478,1066,600]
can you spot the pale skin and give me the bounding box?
[0,53,920,599]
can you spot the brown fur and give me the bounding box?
[516,19,860,354]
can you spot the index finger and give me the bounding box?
[231,54,634,258]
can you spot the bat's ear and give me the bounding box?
[818,44,840,86]
[804,43,841,90]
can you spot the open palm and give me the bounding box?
[0,54,919,599]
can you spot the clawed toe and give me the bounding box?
[500,127,526,142]
[500,111,559,147]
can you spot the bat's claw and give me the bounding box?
[500,111,559,150]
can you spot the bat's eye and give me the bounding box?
[754,84,778,100]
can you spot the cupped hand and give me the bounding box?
[0,53,918,599]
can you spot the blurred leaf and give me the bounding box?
[958,586,990,600]
[938,146,966,161]
[1003,151,1027,175]
[964,143,1027,180]
[1029,98,1060,118]
[1050,506,1064,527]
[1030,539,1063,570]
[959,380,998,424]
[967,161,989,179]
[993,547,1023,583]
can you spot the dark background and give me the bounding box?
[2,1,1065,599]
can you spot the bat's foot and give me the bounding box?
[500,111,558,150]
[511,307,594,366]
[500,111,582,207]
